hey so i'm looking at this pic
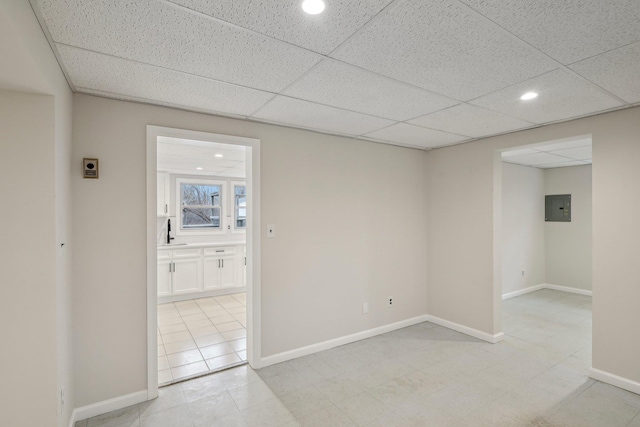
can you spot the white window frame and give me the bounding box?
[231,180,247,234]
[175,177,226,236]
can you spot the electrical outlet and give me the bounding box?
[60,387,65,412]
[522,270,525,276]
[388,297,393,307]
[362,303,368,314]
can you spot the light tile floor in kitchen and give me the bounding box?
[158,292,247,385]
[79,290,640,426]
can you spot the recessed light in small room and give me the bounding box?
[302,0,325,15]
[520,92,539,101]
[215,154,224,158]
[196,167,203,170]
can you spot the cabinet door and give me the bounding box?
[203,257,221,290]
[219,255,236,288]
[157,172,170,217]
[157,259,172,297]
[172,258,200,294]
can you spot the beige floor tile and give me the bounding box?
[162,330,193,344]
[158,356,169,371]
[164,339,198,355]
[171,361,209,379]
[195,333,227,347]
[189,325,219,338]
[167,349,204,368]
[159,323,188,335]
[200,342,235,359]
[184,318,213,330]
[206,353,243,371]
[229,339,246,352]
[158,369,172,385]
[222,328,247,341]
[210,314,236,325]
[216,321,243,332]
[237,350,247,361]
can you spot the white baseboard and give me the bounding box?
[502,284,546,300]
[589,367,640,395]
[545,283,592,296]
[502,283,592,300]
[69,390,148,426]
[259,314,430,368]
[426,314,504,344]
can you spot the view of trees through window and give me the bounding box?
[235,185,247,228]
[181,183,221,228]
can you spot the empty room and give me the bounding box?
[2,1,640,426]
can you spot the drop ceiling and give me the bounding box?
[501,136,592,169]
[31,0,640,150]
[157,137,246,178]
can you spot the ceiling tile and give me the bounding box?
[501,148,540,158]
[570,42,640,104]
[252,96,394,136]
[503,152,573,166]
[409,104,533,138]
[331,0,557,100]
[166,0,394,55]
[548,146,592,161]
[283,59,458,121]
[535,137,591,152]
[459,0,640,65]
[536,161,590,169]
[34,0,321,92]
[471,69,623,124]
[57,45,273,117]
[364,123,467,149]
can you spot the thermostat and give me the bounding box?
[83,158,99,179]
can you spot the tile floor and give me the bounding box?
[158,293,247,385]
[79,290,640,426]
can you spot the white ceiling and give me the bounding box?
[157,137,246,178]
[31,0,640,150]
[501,136,592,169]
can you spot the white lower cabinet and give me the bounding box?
[157,259,172,297]
[172,258,201,294]
[159,244,244,301]
[203,247,237,290]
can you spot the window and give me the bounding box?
[179,180,223,230]
[234,184,247,229]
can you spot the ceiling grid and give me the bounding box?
[29,0,640,151]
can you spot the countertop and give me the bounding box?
[157,241,246,250]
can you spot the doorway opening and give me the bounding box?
[496,135,593,374]
[146,127,261,396]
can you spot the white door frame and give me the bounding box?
[146,125,261,399]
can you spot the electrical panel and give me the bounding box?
[545,194,571,222]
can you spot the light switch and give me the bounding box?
[267,224,276,238]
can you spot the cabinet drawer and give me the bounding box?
[157,250,172,260]
[204,247,236,256]
[172,248,201,258]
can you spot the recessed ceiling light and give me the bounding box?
[196,167,203,170]
[520,92,539,101]
[302,0,325,15]
[215,154,223,158]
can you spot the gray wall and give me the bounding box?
[501,163,546,295]
[545,165,592,291]
[72,94,429,406]
[0,1,74,426]
[426,106,640,386]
